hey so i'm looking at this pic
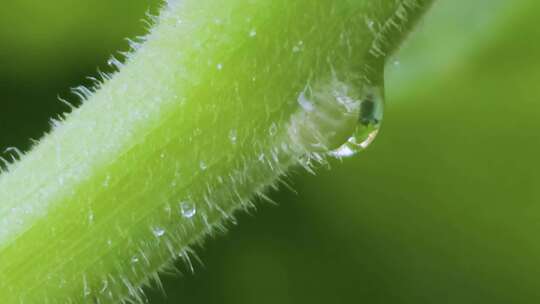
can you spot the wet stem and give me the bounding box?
[0,0,432,303]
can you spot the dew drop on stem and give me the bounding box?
[329,85,384,158]
[288,74,384,158]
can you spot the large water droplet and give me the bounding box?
[180,201,196,218]
[288,76,384,157]
[329,85,383,158]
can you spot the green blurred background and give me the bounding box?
[2,0,540,303]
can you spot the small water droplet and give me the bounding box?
[229,129,238,144]
[366,19,377,33]
[153,227,165,237]
[292,40,304,53]
[249,28,257,37]
[217,63,223,70]
[131,256,140,263]
[199,161,208,170]
[180,201,197,218]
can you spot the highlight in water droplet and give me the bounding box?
[180,201,196,218]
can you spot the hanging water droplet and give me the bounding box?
[329,86,383,158]
[152,227,165,237]
[180,201,197,218]
[288,75,384,157]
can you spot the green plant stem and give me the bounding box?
[0,0,432,303]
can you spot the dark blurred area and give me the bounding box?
[2,0,540,303]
